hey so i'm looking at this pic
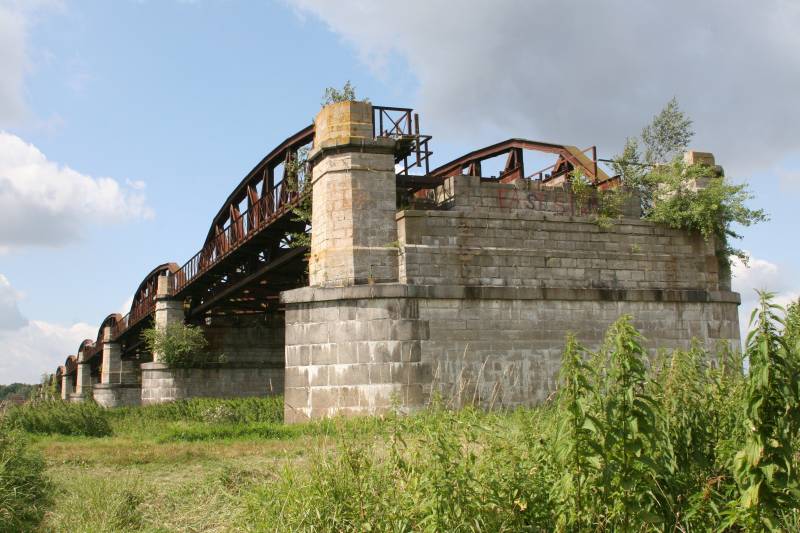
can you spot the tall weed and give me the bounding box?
[240,296,800,532]
[0,431,49,533]
[1,400,111,437]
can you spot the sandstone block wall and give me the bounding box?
[139,314,285,404]
[93,383,141,408]
[309,149,399,287]
[141,362,283,404]
[282,285,739,421]
[284,292,427,421]
[398,176,723,291]
[284,172,740,421]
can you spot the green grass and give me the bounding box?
[2,399,112,437]
[26,396,389,533]
[0,431,49,533]
[3,297,800,531]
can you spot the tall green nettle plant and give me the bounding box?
[726,291,800,531]
[552,334,596,531]
[591,316,664,529]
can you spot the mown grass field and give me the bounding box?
[35,414,319,532]
[22,398,387,532]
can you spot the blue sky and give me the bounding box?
[1,0,798,383]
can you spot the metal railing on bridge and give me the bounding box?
[108,105,431,341]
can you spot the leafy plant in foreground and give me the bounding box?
[726,291,800,530]
[592,316,664,529]
[0,431,49,533]
[552,334,596,531]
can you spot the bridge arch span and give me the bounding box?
[114,262,180,339]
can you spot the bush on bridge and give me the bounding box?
[141,322,212,368]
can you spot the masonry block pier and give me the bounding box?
[53,101,740,416]
[140,313,285,404]
[282,150,739,421]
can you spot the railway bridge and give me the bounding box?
[54,101,741,421]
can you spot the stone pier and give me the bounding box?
[281,102,741,423]
[61,371,74,401]
[140,276,286,404]
[93,325,141,407]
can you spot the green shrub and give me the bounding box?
[725,292,800,530]
[1,400,112,437]
[321,80,368,106]
[0,431,49,532]
[141,322,212,368]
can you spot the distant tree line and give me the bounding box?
[0,383,36,402]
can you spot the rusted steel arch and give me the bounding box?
[78,338,94,351]
[169,125,315,296]
[85,313,123,361]
[77,339,95,362]
[126,262,180,317]
[430,138,611,184]
[202,125,314,252]
[97,313,123,342]
[64,355,78,375]
[113,262,179,338]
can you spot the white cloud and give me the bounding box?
[0,131,154,251]
[0,274,27,330]
[0,273,94,383]
[0,0,62,127]
[731,254,799,336]
[290,0,800,174]
[0,320,95,384]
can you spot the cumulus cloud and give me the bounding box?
[731,254,799,336]
[0,131,154,251]
[0,320,95,384]
[0,274,27,330]
[290,0,800,173]
[0,273,94,383]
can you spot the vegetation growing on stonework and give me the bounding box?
[285,146,312,250]
[569,169,627,230]
[320,80,368,106]
[141,322,213,368]
[612,98,767,266]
